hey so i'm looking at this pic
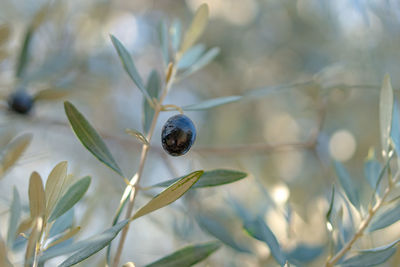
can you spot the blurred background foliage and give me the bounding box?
[1,0,400,266]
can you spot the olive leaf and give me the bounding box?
[0,133,32,178]
[145,241,221,267]
[334,161,360,209]
[44,161,70,217]
[244,217,286,265]
[150,169,247,188]
[177,44,206,70]
[143,70,161,134]
[28,172,46,219]
[180,4,209,53]
[0,24,10,45]
[182,95,241,111]
[57,220,129,267]
[64,101,124,177]
[179,47,220,78]
[131,171,203,220]
[170,19,182,53]
[341,239,400,267]
[0,236,13,267]
[49,176,91,222]
[110,34,152,103]
[46,226,80,250]
[16,26,33,78]
[33,88,69,101]
[7,187,21,246]
[379,74,393,156]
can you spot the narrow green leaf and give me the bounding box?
[131,171,203,221]
[151,169,247,188]
[125,128,149,145]
[379,74,394,156]
[334,161,360,209]
[177,44,206,70]
[196,214,251,253]
[368,202,400,232]
[49,209,74,238]
[7,187,21,246]
[326,185,335,224]
[16,26,33,78]
[142,70,161,134]
[110,35,151,103]
[341,239,400,267]
[244,217,286,265]
[391,100,400,156]
[49,176,91,222]
[33,88,69,101]
[0,133,32,178]
[182,96,241,111]
[29,172,45,219]
[181,4,209,53]
[43,220,129,266]
[145,241,221,267]
[364,149,381,189]
[159,21,169,64]
[170,19,182,52]
[46,226,80,250]
[45,161,69,218]
[180,47,220,78]
[285,244,324,263]
[64,101,124,177]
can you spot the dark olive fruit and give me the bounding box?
[8,91,34,115]
[161,114,196,156]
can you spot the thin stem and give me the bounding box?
[325,171,400,266]
[112,66,177,267]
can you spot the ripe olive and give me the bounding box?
[161,114,196,156]
[8,91,33,115]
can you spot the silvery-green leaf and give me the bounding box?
[180,47,220,78]
[391,100,400,157]
[64,101,124,177]
[170,19,181,52]
[16,26,33,78]
[151,169,247,188]
[177,44,205,70]
[29,172,45,219]
[110,35,151,103]
[145,241,221,267]
[0,133,32,178]
[326,185,335,225]
[244,217,286,265]
[196,214,251,253]
[182,96,241,111]
[368,202,400,232]
[33,88,69,101]
[285,244,324,263]
[142,70,161,134]
[341,239,400,267]
[44,220,129,266]
[125,128,149,146]
[364,149,381,189]
[334,161,360,209]
[180,4,209,53]
[45,161,69,218]
[379,74,393,156]
[49,176,91,222]
[159,21,169,64]
[131,171,203,220]
[7,187,21,246]
[49,209,74,238]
